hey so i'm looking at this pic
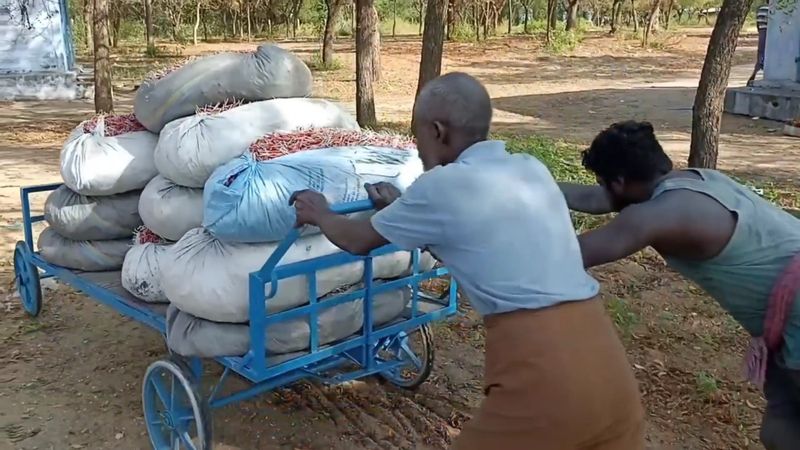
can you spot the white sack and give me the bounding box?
[162,228,435,323]
[60,118,158,196]
[134,44,314,132]
[165,287,408,357]
[37,227,130,271]
[44,185,142,241]
[121,242,172,303]
[138,175,203,242]
[154,98,360,188]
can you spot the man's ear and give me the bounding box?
[433,120,447,144]
[608,177,626,193]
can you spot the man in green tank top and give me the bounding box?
[559,121,800,450]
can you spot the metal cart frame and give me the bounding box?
[13,183,459,450]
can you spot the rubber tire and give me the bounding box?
[142,359,213,450]
[14,241,42,317]
[378,324,435,390]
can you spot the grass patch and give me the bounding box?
[607,297,639,340]
[695,371,720,399]
[545,30,584,54]
[306,54,343,72]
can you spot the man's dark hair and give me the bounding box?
[581,121,673,183]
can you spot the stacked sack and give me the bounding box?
[39,114,157,271]
[135,43,360,242]
[162,128,437,358]
[124,43,362,309]
[36,42,438,359]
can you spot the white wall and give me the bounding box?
[0,0,68,73]
[764,0,800,83]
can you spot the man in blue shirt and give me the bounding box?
[291,72,645,449]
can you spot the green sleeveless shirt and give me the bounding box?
[652,169,800,369]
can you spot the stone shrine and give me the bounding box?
[0,0,88,100]
[725,0,800,122]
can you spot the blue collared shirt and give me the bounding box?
[371,140,599,316]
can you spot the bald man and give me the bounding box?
[291,72,645,449]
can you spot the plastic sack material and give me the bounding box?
[60,117,159,196]
[37,227,131,271]
[165,287,408,357]
[121,228,172,303]
[161,228,436,323]
[133,44,313,133]
[154,99,360,188]
[121,243,172,303]
[44,185,142,241]
[203,146,424,243]
[138,175,204,242]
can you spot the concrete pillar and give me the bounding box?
[763,0,800,85]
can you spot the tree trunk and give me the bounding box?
[482,2,489,40]
[642,0,660,46]
[663,0,674,29]
[523,5,529,33]
[323,0,343,65]
[549,0,557,29]
[610,0,622,33]
[507,0,513,34]
[631,0,638,32]
[356,0,377,127]
[292,7,297,39]
[144,0,155,53]
[193,0,202,45]
[110,11,121,47]
[84,0,93,51]
[392,0,397,37]
[688,0,753,169]
[446,0,456,40]
[247,5,252,40]
[473,3,480,40]
[93,0,113,114]
[418,0,424,35]
[416,0,446,97]
[565,0,579,31]
[371,5,381,81]
[546,0,556,42]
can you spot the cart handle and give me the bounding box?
[255,198,376,299]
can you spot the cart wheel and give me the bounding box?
[143,359,212,450]
[378,324,434,390]
[13,241,42,317]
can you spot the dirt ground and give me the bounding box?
[0,29,796,449]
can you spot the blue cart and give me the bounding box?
[13,183,459,450]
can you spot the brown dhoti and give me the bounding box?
[452,298,645,450]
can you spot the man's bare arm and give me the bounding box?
[558,183,615,215]
[315,213,389,256]
[578,201,678,268]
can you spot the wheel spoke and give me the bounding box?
[170,374,176,411]
[179,431,199,450]
[151,376,171,409]
[397,341,423,370]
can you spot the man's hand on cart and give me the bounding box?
[365,182,401,210]
[290,189,331,227]
[290,187,390,255]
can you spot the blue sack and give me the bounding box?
[202,146,423,243]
